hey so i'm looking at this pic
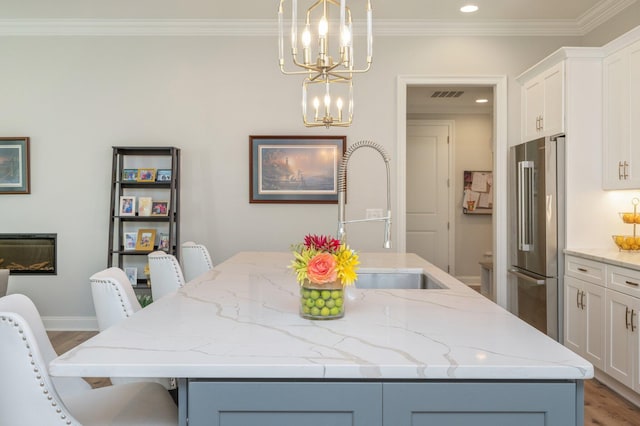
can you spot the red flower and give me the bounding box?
[304,234,341,253]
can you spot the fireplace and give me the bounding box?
[0,234,57,275]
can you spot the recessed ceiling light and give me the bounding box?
[476,98,489,103]
[460,4,479,13]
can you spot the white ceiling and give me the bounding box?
[0,0,632,21]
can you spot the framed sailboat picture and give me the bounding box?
[249,135,346,203]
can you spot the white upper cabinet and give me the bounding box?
[521,62,565,142]
[603,38,640,189]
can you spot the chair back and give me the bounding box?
[181,241,214,282]
[90,267,142,331]
[148,251,185,301]
[0,269,9,297]
[0,294,80,425]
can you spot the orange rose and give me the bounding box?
[307,252,337,284]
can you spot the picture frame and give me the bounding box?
[123,232,137,250]
[156,169,172,182]
[249,135,346,203]
[121,169,138,182]
[138,197,152,216]
[135,229,156,252]
[124,267,138,286]
[151,201,169,216]
[137,168,156,182]
[158,233,170,251]
[119,196,136,216]
[0,137,30,194]
[462,170,493,215]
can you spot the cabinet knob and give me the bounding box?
[632,309,636,332]
[625,280,639,287]
[624,161,630,180]
[577,267,588,273]
[580,291,586,310]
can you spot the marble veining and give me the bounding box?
[50,252,593,381]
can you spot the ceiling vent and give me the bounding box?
[431,91,464,98]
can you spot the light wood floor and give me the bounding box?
[49,331,640,425]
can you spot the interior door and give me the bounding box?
[406,121,450,272]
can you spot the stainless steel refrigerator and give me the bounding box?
[509,135,565,341]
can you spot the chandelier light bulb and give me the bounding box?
[341,26,351,47]
[302,27,311,48]
[318,16,328,37]
[313,97,320,120]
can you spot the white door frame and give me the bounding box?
[396,75,508,308]
[406,119,455,275]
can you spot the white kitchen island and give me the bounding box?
[51,252,593,426]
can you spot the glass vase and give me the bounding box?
[299,280,345,320]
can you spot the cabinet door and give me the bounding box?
[603,50,629,188]
[564,276,585,354]
[628,41,640,187]
[383,382,579,426]
[541,62,564,137]
[188,381,382,426]
[583,281,605,370]
[564,276,605,370]
[523,77,544,142]
[605,289,638,388]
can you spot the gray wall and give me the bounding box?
[0,25,626,325]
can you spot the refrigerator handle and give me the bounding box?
[508,268,545,285]
[518,160,534,252]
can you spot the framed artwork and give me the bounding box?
[124,267,138,286]
[124,232,137,250]
[249,135,346,203]
[135,229,156,251]
[137,168,156,182]
[158,233,170,251]
[462,170,493,215]
[138,197,152,216]
[0,137,30,194]
[121,169,138,182]
[156,169,172,182]
[151,201,169,216]
[119,196,136,216]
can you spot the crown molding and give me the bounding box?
[0,0,636,39]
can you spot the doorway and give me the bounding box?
[396,75,508,308]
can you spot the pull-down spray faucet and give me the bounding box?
[337,140,392,248]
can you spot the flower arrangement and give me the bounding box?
[290,234,359,286]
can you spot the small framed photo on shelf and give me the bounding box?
[156,169,172,182]
[135,229,156,251]
[137,168,156,182]
[121,169,138,182]
[124,232,137,250]
[151,201,169,216]
[119,196,136,216]
[138,197,152,216]
[124,267,138,286]
[158,233,170,251]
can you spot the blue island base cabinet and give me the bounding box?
[185,380,584,426]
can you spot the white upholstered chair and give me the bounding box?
[181,241,214,282]
[0,269,9,297]
[148,251,185,302]
[90,267,173,390]
[0,293,178,425]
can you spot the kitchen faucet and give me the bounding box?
[337,140,392,248]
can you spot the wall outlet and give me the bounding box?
[366,208,383,219]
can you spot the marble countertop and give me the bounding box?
[50,252,592,381]
[565,248,640,271]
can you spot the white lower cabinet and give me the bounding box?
[564,276,605,369]
[605,289,640,389]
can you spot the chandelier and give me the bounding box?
[278,0,373,128]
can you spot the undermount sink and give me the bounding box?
[355,272,447,290]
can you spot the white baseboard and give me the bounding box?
[42,316,98,331]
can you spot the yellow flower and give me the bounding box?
[335,245,359,286]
